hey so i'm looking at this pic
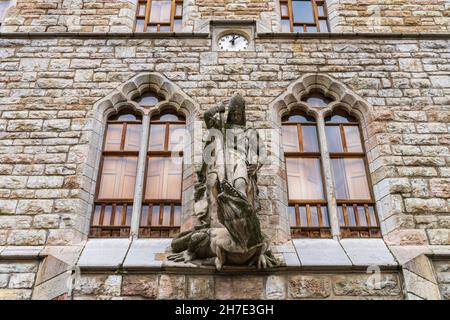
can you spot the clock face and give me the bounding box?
[218,34,249,51]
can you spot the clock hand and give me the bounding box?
[230,35,237,45]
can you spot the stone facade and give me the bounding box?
[0,0,449,300]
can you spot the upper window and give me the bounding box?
[280,0,329,33]
[0,0,12,25]
[135,0,183,32]
[283,111,331,238]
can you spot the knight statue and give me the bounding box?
[167,93,281,270]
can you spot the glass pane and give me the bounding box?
[304,93,331,108]
[104,124,122,151]
[146,25,158,32]
[116,113,138,121]
[306,26,317,33]
[347,206,356,226]
[301,125,319,152]
[319,19,328,32]
[102,205,112,226]
[162,205,171,226]
[169,124,186,151]
[282,125,299,152]
[173,205,181,226]
[344,126,363,152]
[159,113,180,121]
[160,25,171,32]
[299,206,307,226]
[369,206,378,227]
[321,206,330,227]
[331,158,371,200]
[113,205,123,226]
[98,157,138,199]
[150,0,172,23]
[148,124,166,150]
[325,125,343,152]
[294,25,304,32]
[92,205,102,225]
[326,113,357,123]
[0,1,10,22]
[289,206,297,226]
[135,19,145,32]
[292,0,315,23]
[151,205,160,226]
[281,19,291,32]
[141,205,149,226]
[145,157,182,200]
[310,206,319,227]
[173,19,182,32]
[357,206,368,226]
[124,124,142,151]
[138,3,147,16]
[317,6,325,17]
[281,3,289,17]
[337,206,345,226]
[286,158,324,200]
[136,93,160,106]
[175,4,183,16]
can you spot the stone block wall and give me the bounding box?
[0,36,449,248]
[0,260,38,299]
[72,271,403,300]
[1,0,136,32]
[2,0,450,33]
[434,259,450,300]
[327,0,450,33]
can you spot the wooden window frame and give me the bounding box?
[89,117,142,238]
[283,116,332,238]
[280,0,330,33]
[135,0,183,32]
[139,114,185,238]
[325,117,381,238]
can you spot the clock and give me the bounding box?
[218,34,249,51]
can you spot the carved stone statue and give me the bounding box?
[168,93,281,270]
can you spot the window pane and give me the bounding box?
[301,125,319,152]
[173,19,182,32]
[286,158,324,200]
[294,25,304,32]
[292,0,315,23]
[151,205,160,226]
[136,93,160,106]
[150,0,172,23]
[347,206,356,226]
[304,93,331,108]
[160,113,180,121]
[317,6,325,17]
[0,1,10,22]
[281,19,291,32]
[145,157,182,200]
[319,19,328,32]
[299,206,307,226]
[126,205,133,226]
[146,25,158,32]
[344,126,363,152]
[138,3,147,16]
[321,206,330,227]
[113,205,124,226]
[282,125,299,152]
[331,158,371,200]
[162,205,171,226]
[281,3,289,16]
[124,124,142,151]
[289,206,297,226]
[173,205,181,226]
[149,124,166,150]
[325,125,343,152]
[135,19,145,32]
[92,205,102,225]
[104,124,122,151]
[169,124,186,151]
[102,205,113,226]
[309,205,319,227]
[116,113,138,121]
[368,206,377,227]
[175,4,183,16]
[160,25,171,32]
[306,26,317,33]
[98,157,138,199]
[357,206,367,226]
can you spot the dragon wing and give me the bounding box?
[217,180,264,249]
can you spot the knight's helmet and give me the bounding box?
[226,93,246,126]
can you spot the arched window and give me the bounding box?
[325,111,380,238]
[140,111,185,238]
[90,91,187,238]
[90,110,142,238]
[282,111,331,238]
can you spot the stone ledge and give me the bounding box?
[0,246,43,260]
